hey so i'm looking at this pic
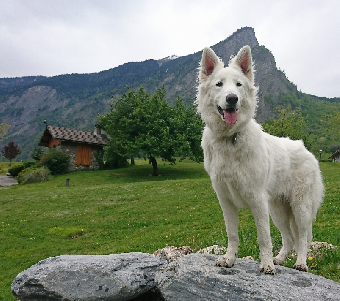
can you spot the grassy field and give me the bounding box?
[0,162,21,175]
[1,159,339,300]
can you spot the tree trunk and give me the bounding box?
[149,155,158,176]
[130,156,135,165]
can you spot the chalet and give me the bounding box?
[38,124,107,171]
[329,150,340,162]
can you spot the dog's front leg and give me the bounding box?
[250,200,276,274]
[216,200,239,268]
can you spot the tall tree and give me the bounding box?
[98,86,203,175]
[325,110,340,141]
[30,146,46,161]
[262,105,310,148]
[2,141,21,166]
[0,123,10,140]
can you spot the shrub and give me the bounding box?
[8,164,25,177]
[30,146,46,161]
[94,149,104,169]
[17,166,51,184]
[23,161,37,169]
[40,149,70,175]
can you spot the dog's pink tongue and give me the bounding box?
[223,109,237,125]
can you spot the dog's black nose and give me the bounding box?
[226,94,238,106]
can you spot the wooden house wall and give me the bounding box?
[48,138,61,148]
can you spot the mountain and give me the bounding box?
[0,27,339,160]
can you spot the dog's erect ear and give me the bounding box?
[232,45,254,82]
[200,47,223,81]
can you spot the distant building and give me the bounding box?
[329,150,340,162]
[38,124,107,171]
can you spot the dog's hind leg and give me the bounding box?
[216,200,239,268]
[289,214,299,251]
[290,197,313,272]
[269,199,294,265]
[250,195,276,274]
[290,161,324,272]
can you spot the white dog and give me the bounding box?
[197,45,324,274]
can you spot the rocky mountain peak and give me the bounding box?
[213,27,259,62]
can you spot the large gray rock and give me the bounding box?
[155,253,340,301]
[11,252,166,301]
[12,251,340,301]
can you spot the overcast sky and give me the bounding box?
[1,0,340,98]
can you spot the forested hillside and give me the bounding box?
[0,27,339,160]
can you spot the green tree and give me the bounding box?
[98,86,203,175]
[262,105,310,148]
[170,97,204,162]
[325,111,340,142]
[0,123,10,140]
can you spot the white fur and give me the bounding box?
[197,46,324,274]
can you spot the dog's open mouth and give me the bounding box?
[217,106,238,125]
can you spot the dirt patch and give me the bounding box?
[0,175,18,189]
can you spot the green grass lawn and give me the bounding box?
[1,160,339,300]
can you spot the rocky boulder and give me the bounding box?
[12,252,166,301]
[155,253,340,300]
[12,250,340,301]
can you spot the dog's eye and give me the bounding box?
[216,81,223,87]
[236,82,242,87]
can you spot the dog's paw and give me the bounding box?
[259,261,276,274]
[293,263,308,272]
[273,256,285,266]
[215,256,235,268]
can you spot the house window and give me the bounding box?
[76,145,91,166]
